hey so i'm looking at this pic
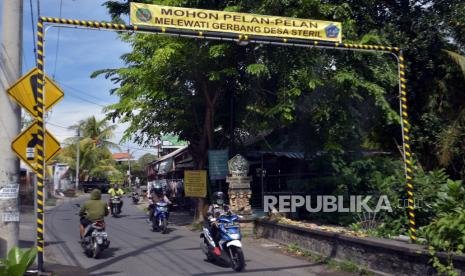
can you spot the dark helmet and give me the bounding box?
[151,183,163,196]
[213,191,225,205]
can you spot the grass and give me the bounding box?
[189,221,203,231]
[285,243,374,276]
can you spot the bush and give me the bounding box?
[422,179,465,275]
[0,246,37,276]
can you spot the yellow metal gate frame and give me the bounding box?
[35,16,415,272]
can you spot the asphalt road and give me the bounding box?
[43,195,349,276]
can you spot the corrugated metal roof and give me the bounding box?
[249,151,305,159]
[156,146,189,162]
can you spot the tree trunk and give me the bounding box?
[193,197,206,223]
[191,83,217,224]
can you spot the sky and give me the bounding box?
[0,0,154,158]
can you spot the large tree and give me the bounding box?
[342,0,465,175]
[98,0,403,221]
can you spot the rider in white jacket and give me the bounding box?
[207,191,230,256]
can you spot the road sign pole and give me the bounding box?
[36,17,45,272]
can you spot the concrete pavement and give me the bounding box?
[21,194,353,275]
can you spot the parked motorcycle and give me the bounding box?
[110,196,122,217]
[80,219,110,259]
[201,214,245,272]
[131,192,140,204]
[151,200,169,234]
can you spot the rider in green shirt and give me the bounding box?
[108,184,125,214]
[79,189,109,238]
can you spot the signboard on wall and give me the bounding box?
[208,149,229,180]
[184,170,207,197]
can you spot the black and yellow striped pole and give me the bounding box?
[398,51,416,242]
[40,17,134,31]
[36,17,46,272]
[35,17,417,249]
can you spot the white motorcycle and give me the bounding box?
[80,220,109,259]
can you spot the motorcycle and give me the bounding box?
[151,200,169,234]
[201,214,245,272]
[80,219,110,259]
[110,196,122,217]
[131,192,140,204]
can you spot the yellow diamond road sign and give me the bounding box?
[7,67,64,116]
[12,121,61,169]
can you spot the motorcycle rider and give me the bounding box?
[108,184,125,214]
[147,183,171,222]
[131,189,140,203]
[206,191,230,256]
[79,189,109,239]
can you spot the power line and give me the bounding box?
[36,0,40,19]
[56,80,111,103]
[52,0,63,79]
[66,93,107,107]
[47,121,69,129]
[29,0,37,67]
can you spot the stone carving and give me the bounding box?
[227,154,252,215]
[228,190,252,215]
[228,154,249,177]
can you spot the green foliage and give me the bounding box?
[444,50,465,79]
[0,247,37,276]
[421,175,465,275]
[54,116,119,180]
[245,64,270,79]
[138,153,157,167]
[432,179,465,214]
[425,211,465,254]
[108,170,124,185]
[424,211,465,276]
[305,155,463,238]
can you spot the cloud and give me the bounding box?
[2,1,155,158]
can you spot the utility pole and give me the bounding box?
[0,0,23,257]
[75,129,80,190]
[127,149,131,186]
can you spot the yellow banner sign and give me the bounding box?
[130,3,342,42]
[184,170,207,198]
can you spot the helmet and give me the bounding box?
[151,183,163,196]
[213,191,225,206]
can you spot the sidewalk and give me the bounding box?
[20,196,90,276]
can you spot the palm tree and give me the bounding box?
[438,51,465,167]
[58,116,121,180]
[444,50,465,79]
[69,116,120,151]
